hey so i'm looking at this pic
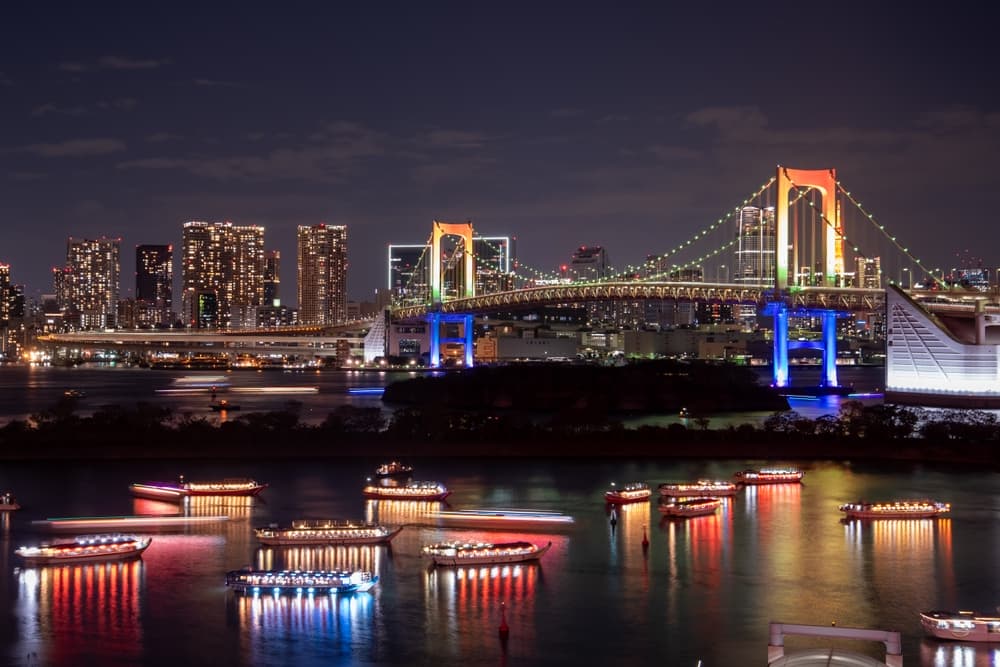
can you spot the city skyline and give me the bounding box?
[1,4,998,304]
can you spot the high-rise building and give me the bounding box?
[180,221,265,329]
[735,206,776,285]
[473,236,516,295]
[388,244,430,305]
[855,257,882,289]
[60,237,120,330]
[263,250,281,306]
[569,246,608,282]
[135,244,173,327]
[298,224,348,325]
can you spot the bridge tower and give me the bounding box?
[772,166,845,389]
[427,220,476,369]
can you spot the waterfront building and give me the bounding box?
[135,244,173,327]
[473,236,515,295]
[298,223,347,325]
[180,221,265,329]
[735,206,775,285]
[59,237,120,330]
[569,245,608,282]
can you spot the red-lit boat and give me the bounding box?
[15,534,151,565]
[362,481,451,501]
[658,497,722,518]
[0,491,20,511]
[604,482,651,504]
[423,540,552,566]
[732,468,803,484]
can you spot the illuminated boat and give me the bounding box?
[839,499,950,519]
[374,461,414,479]
[433,508,575,529]
[15,534,151,565]
[732,468,803,484]
[362,481,451,501]
[225,569,378,594]
[658,480,737,497]
[423,540,552,566]
[920,609,1000,642]
[0,491,20,511]
[255,520,403,546]
[129,477,267,500]
[658,497,722,518]
[604,482,651,504]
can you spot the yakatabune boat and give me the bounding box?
[0,491,20,511]
[15,534,151,565]
[129,477,268,500]
[374,461,414,479]
[604,482,652,504]
[920,609,1000,642]
[839,499,950,519]
[422,541,552,566]
[658,480,738,497]
[732,468,803,484]
[362,481,451,501]
[658,497,722,518]
[225,569,378,594]
[255,520,403,546]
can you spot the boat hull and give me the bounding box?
[658,483,737,498]
[130,481,267,499]
[604,492,651,504]
[256,526,403,546]
[363,490,451,501]
[842,509,946,519]
[16,540,150,566]
[225,570,379,594]
[658,503,721,518]
[920,611,1000,642]
[0,503,20,511]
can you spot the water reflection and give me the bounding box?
[920,640,1000,666]
[256,545,385,574]
[132,495,256,519]
[364,499,446,526]
[15,561,143,664]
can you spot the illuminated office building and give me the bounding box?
[735,206,775,285]
[60,237,120,330]
[855,256,882,289]
[388,244,430,305]
[298,223,348,325]
[135,244,173,327]
[263,250,281,305]
[180,221,265,329]
[569,246,608,282]
[473,236,516,295]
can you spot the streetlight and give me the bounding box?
[902,267,910,289]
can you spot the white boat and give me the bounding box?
[226,569,379,594]
[604,482,651,504]
[16,534,151,565]
[839,499,950,520]
[658,497,722,518]
[423,541,552,566]
[363,481,451,501]
[658,480,737,497]
[920,609,1000,642]
[255,520,402,546]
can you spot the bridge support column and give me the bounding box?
[427,311,441,368]
[772,304,789,388]
[821,310,839,387]
[463,314,474,368]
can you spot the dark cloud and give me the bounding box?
[23,138,127,157]
[58,56,170,72]
[193,78,244,88]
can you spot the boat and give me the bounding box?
[129,477,267,500]
[433,508,575,529]
[658,480,738,497]
[15,534,151,565]
[658,497,722,518]
[604,482,651,504]
[255,520,403,546]
[839,499,951,519]
[225,569,379,594]
[733,468,803,484]
[374,461,414,479]
[920,609,1000,642]
[209,399,240,411]
[423,540,552,566]
[362,481,451,501]
[63,389,86,399]
[0,491,20,511]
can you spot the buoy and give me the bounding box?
[641,526,649,550]
[609,508,618,526]
[498,602,510,640]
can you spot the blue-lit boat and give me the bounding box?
[225,569,379,595]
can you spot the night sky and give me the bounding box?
[1,3,996,304]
